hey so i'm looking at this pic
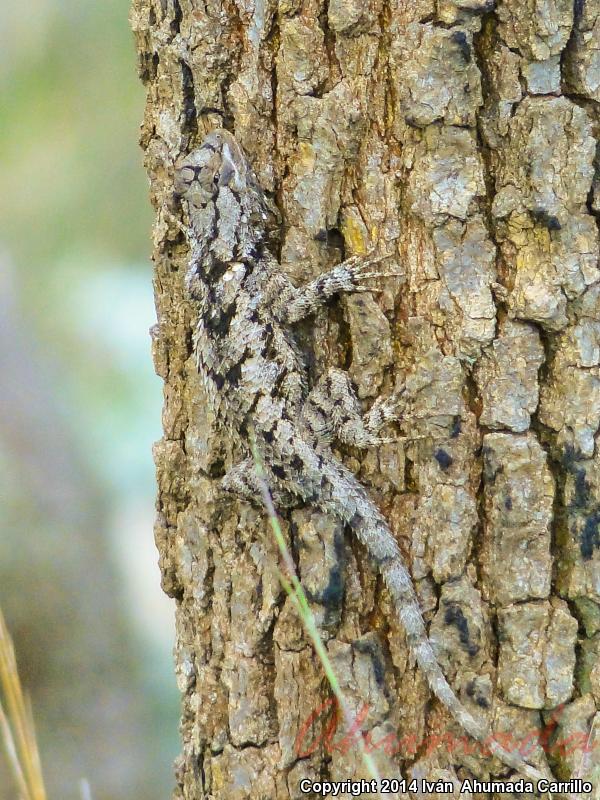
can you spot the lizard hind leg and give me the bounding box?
[302,368,406,449]
[221,458,296,509]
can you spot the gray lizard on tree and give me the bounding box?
[171,127,546,784]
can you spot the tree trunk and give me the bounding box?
[131,1,600,796]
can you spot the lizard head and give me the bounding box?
[175,129,278,262]
[174,129,258,208]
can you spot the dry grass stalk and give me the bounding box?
[0,608,47,800]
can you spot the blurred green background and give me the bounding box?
[0,1,179,798]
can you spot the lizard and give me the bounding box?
[170,127,547,785]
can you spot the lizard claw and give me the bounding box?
[350,285,380,293]
[343,254,403,286]
[355,271,404,280]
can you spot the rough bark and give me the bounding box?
[131,0,600,797]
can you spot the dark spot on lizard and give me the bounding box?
[267,370,283,395]
[245,243,260,260]
[204,300,237,337]
[450,417,462,438]
[434,449,453,470]
[444,602,479,657]
[209,259,231,282]
[504,495,513,511]
[272,464,286,480]
[225,362,242,386]
[315,276,328,294]
[349,512,362,530]
[211,371,225,390]
[290,455,303,471]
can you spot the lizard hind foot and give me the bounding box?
[221,459,297,509]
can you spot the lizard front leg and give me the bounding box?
[268,253,400,325]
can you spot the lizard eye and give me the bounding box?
[213,171,220,186]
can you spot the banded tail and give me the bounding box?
[315,456,547,784]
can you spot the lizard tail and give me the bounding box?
[348,512,546,784]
